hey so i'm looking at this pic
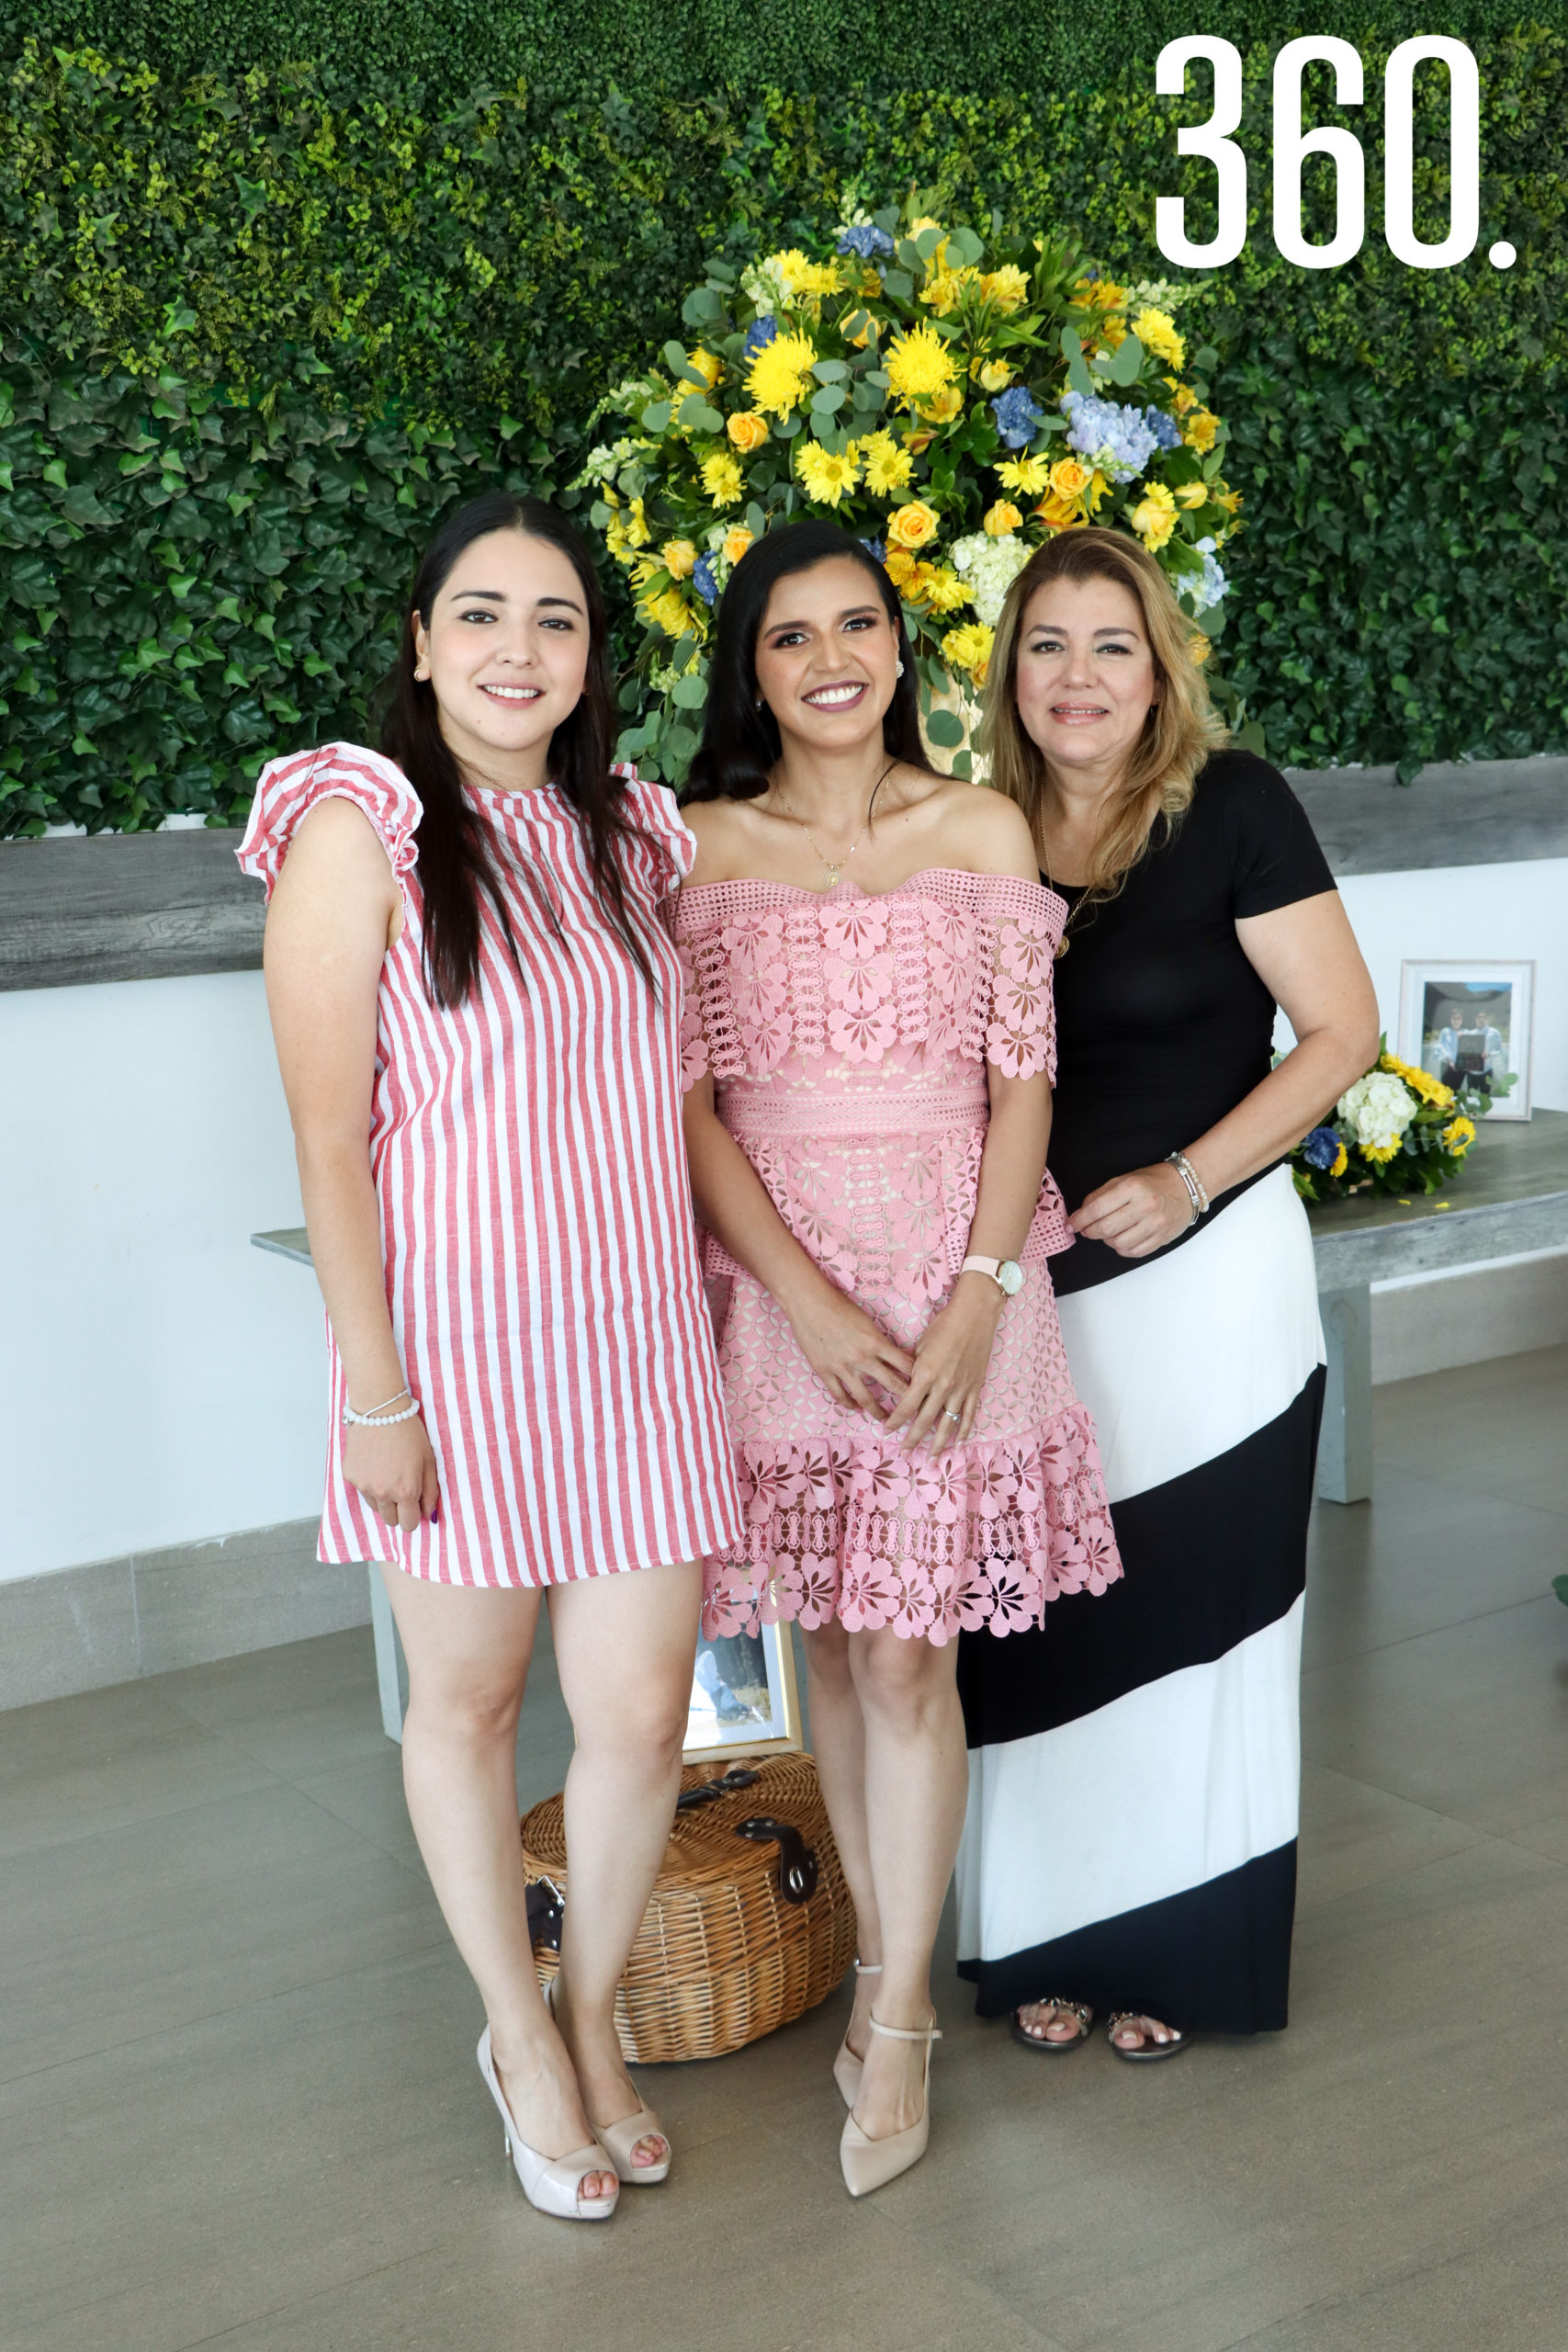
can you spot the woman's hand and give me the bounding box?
[785,1278,915,1420]
[343,1416,442,1534]
[1071,1162,1195,1259]
[884,1274,1005,1452]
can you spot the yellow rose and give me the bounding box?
[1186,409,1220,453]
[661,538,697,581]
[983,499,1022,537]
[1048,458,1090,502]
[722,525,755,566]
[727,410,770,454]
[1130,482,1177,550]
[886,500,940,550]
[975,358,1012,391]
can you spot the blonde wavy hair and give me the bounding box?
[978,526,1228,899]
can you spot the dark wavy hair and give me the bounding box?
[380,492,652,1007]
[682,519,931,803]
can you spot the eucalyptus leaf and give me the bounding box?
[671,673,708,707]
[809,385,847,415]
[812,359,849,382]
[1107,333,1145,387]
[640,401,672,433]
[882,270,914,300]
[925,708,965,747]
[775,414,804,439]
[661,338,688,375]
[948,748,974,778]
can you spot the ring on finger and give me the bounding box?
[942,1408,962,1425]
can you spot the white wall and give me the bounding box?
[1336,858,1567,1110]
[3,972,322,1581]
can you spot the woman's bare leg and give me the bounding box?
[546,1561,703,2170]
[379,1566,615,2203]
[850,1627,967,2140]
[800,1620,883,2060]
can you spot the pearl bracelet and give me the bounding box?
[343,1393,421,1429]
[1165,1150,1210,1227]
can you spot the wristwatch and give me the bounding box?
[960,1254,1025,1297]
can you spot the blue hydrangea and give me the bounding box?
[1194,535,1229,613]
[858,536,886,563]
[1302,1126,1341,1171]
[1061,391,1160,484]
[692,556,719,607]
[1143,406,1183,451]
[741,316,779,361]
[990,385,1045,448]
[836,223,896,260]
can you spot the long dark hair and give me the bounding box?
[683,519,931,803]
[381,492,652,1006]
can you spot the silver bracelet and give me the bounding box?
[343,1393,421,1428]
[1166,1151,1208,1226]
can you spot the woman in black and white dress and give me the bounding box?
[954,528,1378,2056]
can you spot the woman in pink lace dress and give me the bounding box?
[669,522,1121,2197]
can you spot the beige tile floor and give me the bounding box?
[4,1348,1567,2352]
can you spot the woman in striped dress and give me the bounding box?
[242,495,741,2221]
[954,528,1377,2058]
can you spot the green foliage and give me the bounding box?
[0,357,548,831]
[1,26,1564,826]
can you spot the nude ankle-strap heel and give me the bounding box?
[839,2015,942,2198]
[832,1960,881,2108]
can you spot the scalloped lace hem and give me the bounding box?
[702,1403,1122,1645]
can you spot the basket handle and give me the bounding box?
[735,1815,819,1905]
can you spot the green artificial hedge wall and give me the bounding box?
[2,22,1565,829]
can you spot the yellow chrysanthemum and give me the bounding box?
[775,248,845,300]
[1330,1142,1348,1177]
[746,330,819,421]
[605,514,631,565]
[728,410,770,454]
[942,621,995,686]
[921,265,978,317]
[924,384,964,425]
[1049,458,1091,502]
[660,538,697,581]
[858,430,913,496]
[886,500,940,550]
[1130,482,1177,550]
[980,265,1031,313]
[642,586,698,642]
[626,495,651,548]
[1075,276,1127,311]
[885,547,918,587]
[1381,1051,1455,1109]
[983,500,1022,537]
[997,457,1049,496]
[700,451,744,508]
[1132,307,1186,369]
[1185,409,1220,453]
[975,357,1013,392]
[920,567,972,616]
[795,439,861,507]
[885,321,956,412]
[1442,1116,1476,1151]
[722,525,755,566]
[1362,1141,1401,1165]
[1176,481,1209,509]
[686,348,722,390]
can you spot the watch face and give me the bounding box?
[998,1260,1024,1296]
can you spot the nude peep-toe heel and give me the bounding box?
[839,2015,942,2199]
[477,2026,618,2222]
[545,1973,671,2185]
[832,1960,881,2108]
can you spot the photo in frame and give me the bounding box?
[1397,959,1535,1121]
[682,1622,803,1764]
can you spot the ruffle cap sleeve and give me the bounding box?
[613,765,697,905]
[235,741,423,907]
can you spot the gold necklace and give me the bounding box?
[775,778,882,889]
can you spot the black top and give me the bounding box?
[1045,750,1335,1295]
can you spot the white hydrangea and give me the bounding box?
[739,256,793,316]
[1337,1071,1416,1152]
[949,530,1033,627]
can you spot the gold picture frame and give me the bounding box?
[682,1621,804,1765]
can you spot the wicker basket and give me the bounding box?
[521,1752,858,2064]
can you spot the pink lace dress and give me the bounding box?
[669,868,1122,1645]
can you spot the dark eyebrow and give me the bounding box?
[765,603,883,633]
[443,587,586,616]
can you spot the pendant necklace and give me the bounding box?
[776,765,890,889]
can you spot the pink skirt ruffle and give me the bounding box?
[703,1400,1121,1646]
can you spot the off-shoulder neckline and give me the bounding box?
[676,866,1061,907]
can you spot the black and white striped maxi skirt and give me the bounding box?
[954,1165,1325,2034]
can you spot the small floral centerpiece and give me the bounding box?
[575,192,1246,787]
[1290,1039,1509,1203]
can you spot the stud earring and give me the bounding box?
[896,659,905,677]
[415,664,430,682]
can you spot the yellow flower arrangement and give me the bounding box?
[1381,1049,1456,1110]
[625,495,651,548]
[1038,492,1086,531]
[1049,457,1091,502]
[722,526,756,566]
[727,411,770,453]
[643,585,700,642]
[700,452,744,508]
[746,330,819,420]
[795,441,861,506]
[917,565,972,616]
[885,321,956,411]
[858,430,913,495]
[941,621,995,685]
[1291,1035,1500,1202]
[1442,1116,1476,1151]
[886,499,940,549]
[983,500,1022,536]
[774,249,847,301]
[1131,481,1178,550]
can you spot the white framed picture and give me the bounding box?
[1397,959,1535,1120]
[682,1622,803,1764]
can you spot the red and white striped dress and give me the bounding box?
[239,741,742,1587]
